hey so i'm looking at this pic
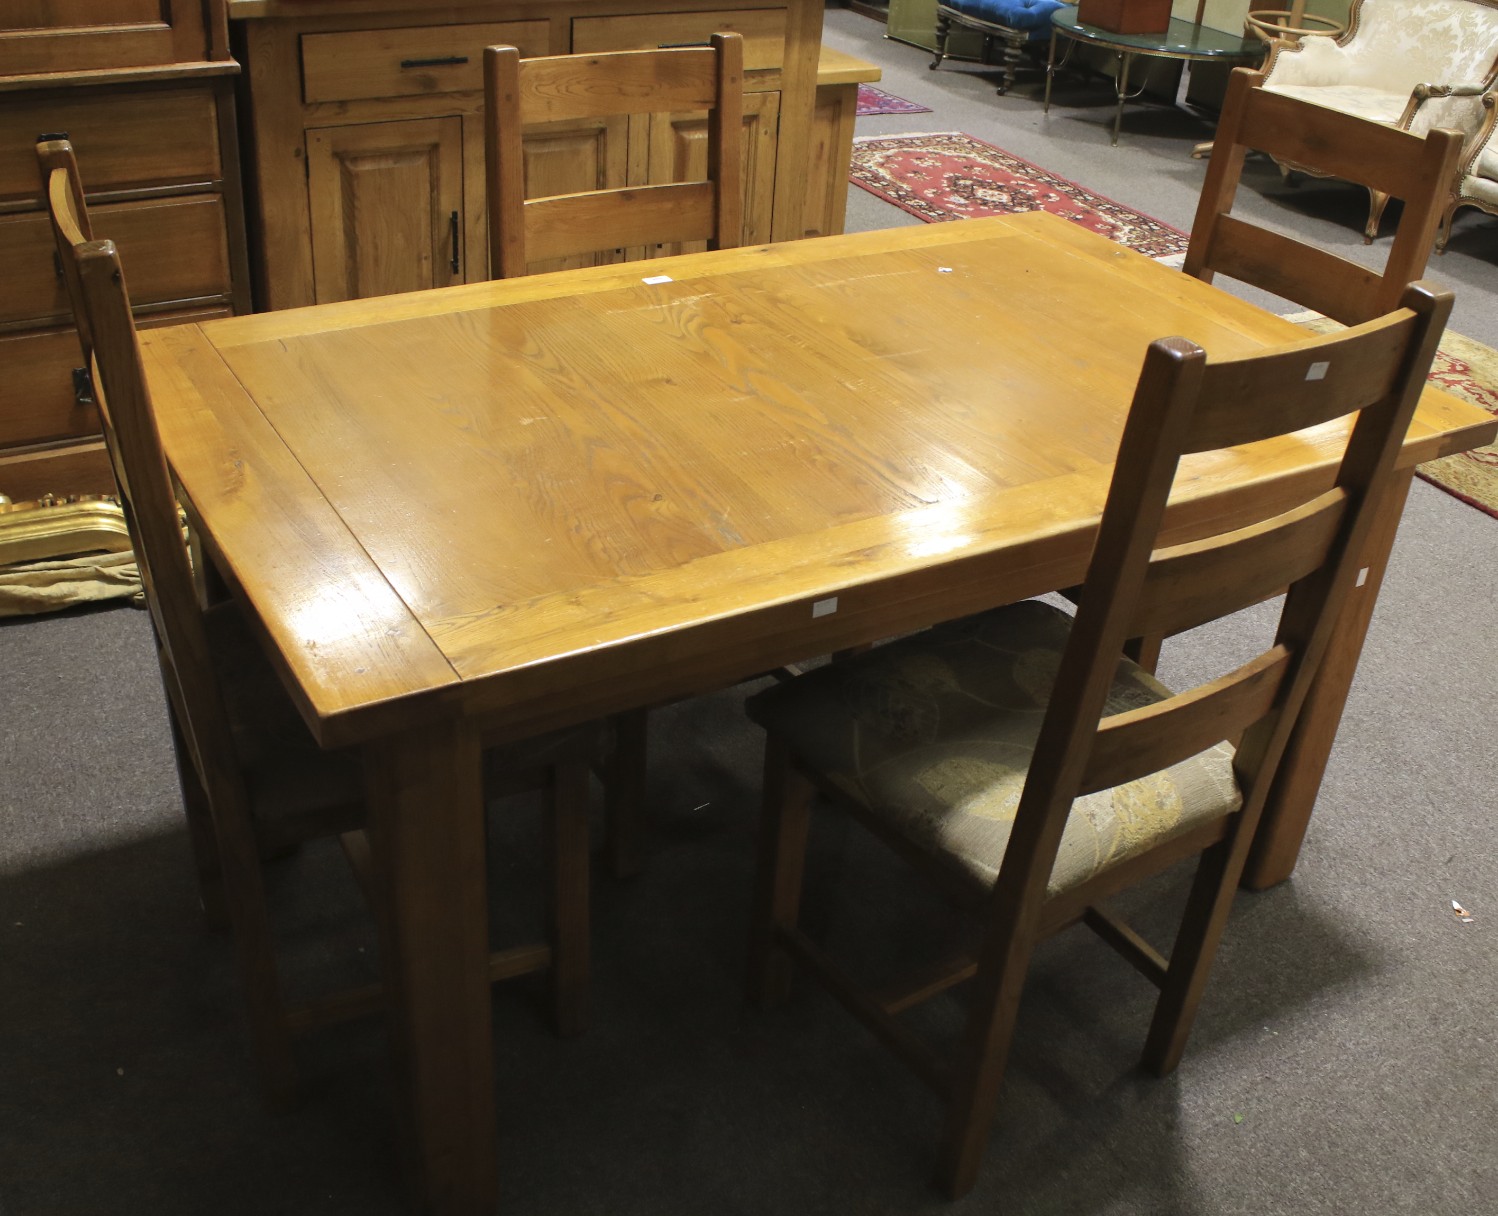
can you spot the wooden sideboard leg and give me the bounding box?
[365,721,496,1215]
[1243,467,1414,890]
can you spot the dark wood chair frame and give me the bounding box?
[748,279,1452,1198]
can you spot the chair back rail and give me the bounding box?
[485,32,743,278]
[1186,67,1463,323]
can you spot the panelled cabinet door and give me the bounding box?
[514,115,631,276]
[0,0,212,75]
[640,90,780,256]
[307,117,464,305]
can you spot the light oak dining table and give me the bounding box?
[138,211,1496,1214]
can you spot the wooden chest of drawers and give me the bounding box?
[0,3,250,503]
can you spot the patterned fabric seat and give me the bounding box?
[746,600,1240,897]
[931,0,1069,95]
[1258,0,1498,240]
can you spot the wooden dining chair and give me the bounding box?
[484,32,744,278]
[744,280,1452,1197]
[481,33,745,873]
[40,137,599,1107]
[1185,67,1463,325]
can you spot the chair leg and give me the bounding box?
[746,737,816,1008]
[212,790,301,1110]
[547,755,592,1038]
[937,932,1036,1199]
[1141,828,1250,1076]
[603,708,649,880]
[1435,200,1461,253]
[1364,187,1390,243]
[165,706,229,931]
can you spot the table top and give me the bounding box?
[139,213,1495,750]
[1051,5,1263,58]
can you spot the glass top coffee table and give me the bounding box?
[1045,4,1264,146]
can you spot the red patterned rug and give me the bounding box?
[856,86,932,116]
[849,131,1188,259]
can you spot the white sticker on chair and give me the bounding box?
[642,275,673,285]
[1306,361,1330,381]
[1356,567,1369,587]
[812,597,838,617]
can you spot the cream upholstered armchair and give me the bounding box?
[1258,0,1498,239]
[1439,89,1498,246]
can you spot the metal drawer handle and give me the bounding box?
[72,366,95,406]
[400,55,469,69]
[449,211,460,276]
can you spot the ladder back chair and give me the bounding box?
[484,31,744,279]
[1186,67,1463,325]
[744,281,1452,1198]
[40,137,599,1107]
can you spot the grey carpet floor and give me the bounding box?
[3,10,1496,1213]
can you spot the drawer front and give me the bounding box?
[0,307,231,450]
[0,440,116,504]
[0,195,231,327]
[0,86,220,206]
[571,9,787,71]
[301,21,551,103]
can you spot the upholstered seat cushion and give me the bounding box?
[1262,82,1411,125]
[944,0,1067,37]
[745,600,1241,897]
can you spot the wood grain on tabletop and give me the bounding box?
[142,323,460,747]
[139,214,1496,744]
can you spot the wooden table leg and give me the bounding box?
[1243,467,1414,890]
[364,720,496,1214]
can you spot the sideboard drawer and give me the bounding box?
[0,328,94,449]
[0,194,231,326]
[571,9,788,70]
[300,21,550,103]
[0,306,231,450]
[0,87,220,206]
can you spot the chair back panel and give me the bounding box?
[485,32,743,278]
[1185,68,1463,324]
[993,282,1451,910]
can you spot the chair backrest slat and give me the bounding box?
[485,32,743,278]
[1203,217,1384,328]
[1184,308,1424,451]
[515,47,724,121]
[1127,491,1347,643]
[1081,646,1292,797]
[1185,68,1463,324]
[525,180,718,262]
